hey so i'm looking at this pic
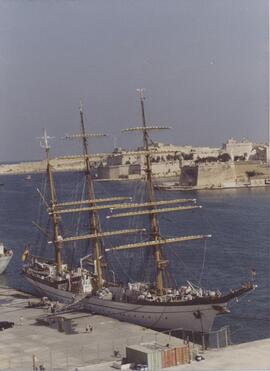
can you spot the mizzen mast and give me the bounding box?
[39,129,62,274]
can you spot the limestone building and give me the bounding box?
[223,137,253,160]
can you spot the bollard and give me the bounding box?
[66,348,69,370]
[96,343,100,361]
[49,348,53,371]
[32,354,38,371]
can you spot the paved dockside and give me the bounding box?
[0,285,269,370]
[0,286,185,370]
[171,338,270,370]
[72,338,270,371]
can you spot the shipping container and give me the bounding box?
[175,345,190,365]
[126,344,162,370]
[126,342,189,370]
[161,348,176,368]
[147,351,162,370]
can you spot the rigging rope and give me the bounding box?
[71,173,86,267]
[199,239,207,285]
[34,173,49,256]
[197,195,249,278]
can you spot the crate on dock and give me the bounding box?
[175,345,190,365]
[161,347,176,368]
[126,342,190,370]
[161,345,190,368]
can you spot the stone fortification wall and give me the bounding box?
[180,163,235,187]
[180,161,269,188]
[196,162,236,187]
[234,161,269,182]
[97,164,129,179]
[151,161,180,177]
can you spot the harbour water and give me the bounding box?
[0,173,269,344]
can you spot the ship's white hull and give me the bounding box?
[25,276,225,333]
[0,253,13,274]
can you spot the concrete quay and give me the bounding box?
[0,286,185,370]
[0,285,269,371]
[171,338,270,370]
[66,340,270,371]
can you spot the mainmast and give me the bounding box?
[138,89,166,294]
[65,102,107,289]
[40,129,62,274]
[79,101,104,288]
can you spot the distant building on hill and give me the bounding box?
[223,137,253,161]
[96,139,269,180]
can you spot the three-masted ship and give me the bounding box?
[22,90,255,333]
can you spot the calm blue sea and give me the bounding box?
[0,173,269,344]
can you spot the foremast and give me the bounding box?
[42,106,145,286]
[40,129,62,274]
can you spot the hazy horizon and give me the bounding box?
[0,0,268,162]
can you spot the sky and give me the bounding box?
[0,0,268,162]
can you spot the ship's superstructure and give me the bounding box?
[22,91,255,333]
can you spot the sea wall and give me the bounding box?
[196,162,236,188]
[180,161,269,188]
[234,161,269,181]
[1,158,269,186]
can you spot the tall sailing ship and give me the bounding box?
[22,90,255,333]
